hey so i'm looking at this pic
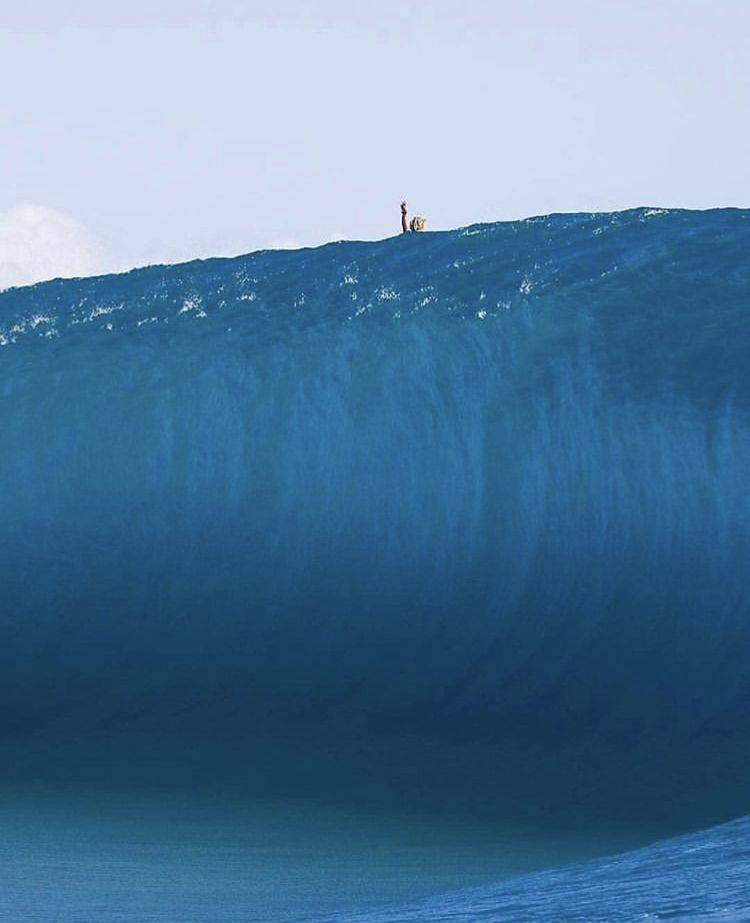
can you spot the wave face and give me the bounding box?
[1,208,749,829]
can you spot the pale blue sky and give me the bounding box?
[1,1,748,285]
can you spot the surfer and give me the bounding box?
[401,201,427,233]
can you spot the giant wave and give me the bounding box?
[1,207,749,845]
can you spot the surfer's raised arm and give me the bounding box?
[400,200,427,234]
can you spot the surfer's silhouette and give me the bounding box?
[401,201,427,233]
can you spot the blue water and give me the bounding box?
[324,816,750,921]
[1,207,749,920]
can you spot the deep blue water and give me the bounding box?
[1,207,749,920]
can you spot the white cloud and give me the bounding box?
[0,205,109,291]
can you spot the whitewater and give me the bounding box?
[0,207,749,921]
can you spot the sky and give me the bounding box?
[1,0,748,288]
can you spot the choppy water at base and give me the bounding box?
[0,790,638,923]
[323,817,750,923]
[2,792,748,922]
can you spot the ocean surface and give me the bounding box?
[324,816,750,922]
[1,207,749,920]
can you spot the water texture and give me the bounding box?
[1,207,749,919]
